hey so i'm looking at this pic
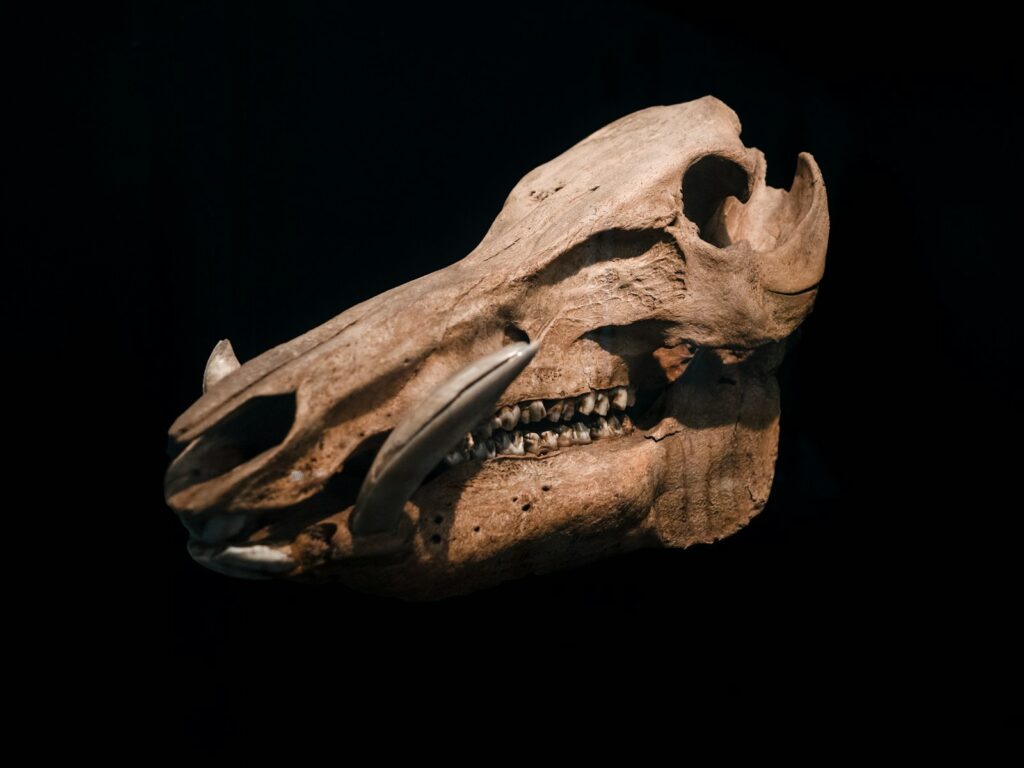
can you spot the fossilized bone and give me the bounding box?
[165,96,829,599]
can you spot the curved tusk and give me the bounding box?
[203,339,241,393]
[350,341,539,537]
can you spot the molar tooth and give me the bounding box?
[540,430,559,451]
[561,399,575,421]
[546,400,563,422]
[594,392,610,416]
[607,414,623,435]
[557,425,574,447]
[572,421,591,444]
[527,400,546,422]
[524,432,542,454]
[509,431,525,455]
[578,391,595,415]
[626,387,637,407]
[590,416,611,440]
[621,413,634,433]
[611,387,629,410]
[499,405,520,430]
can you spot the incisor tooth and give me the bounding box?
[578,391,595,415]
[621,413,634,433]
[540,430,559,451]
[572,422,591,444]
[524,432,541,454]
[611,387,628,410]
[557,425,574,447]
[595,392,610,416]
[445,450,465,466]
[499,405,520,430]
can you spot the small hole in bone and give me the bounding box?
[430,534,442,544]
[522,503,531,512]
[473,526,481,533]
[542,485,551,492]
[433,515,443,524]
[504,324,530,345]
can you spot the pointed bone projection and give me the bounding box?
[165,97,829,599]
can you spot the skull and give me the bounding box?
[165,96,828,599]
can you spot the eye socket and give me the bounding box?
[681,155,751,246]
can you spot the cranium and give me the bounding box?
[165,96,828,599]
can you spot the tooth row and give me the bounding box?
[445,414,634,465]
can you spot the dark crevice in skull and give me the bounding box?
[321,431,390,513]
[165,393,297,496]
[682,155,751,245]
[530,228,675,288]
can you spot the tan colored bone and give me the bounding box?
[165,96,828,599]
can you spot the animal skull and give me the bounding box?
[165,96,829,599]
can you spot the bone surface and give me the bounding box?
[165,96,828,599]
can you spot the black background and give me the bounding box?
[19,2,1019,744]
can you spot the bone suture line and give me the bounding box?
[350,342,539,537]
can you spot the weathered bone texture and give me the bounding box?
[165,96,828,599]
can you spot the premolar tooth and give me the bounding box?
[472,439,496,460]
[590,416,611,440]
[546,400,563,421]
[519,404,532,424]
[578,391,595,415]
[528,400,546,422]
[594,392,610,416]
[499,405,520,430]
[621,413,634,433]
[626,387,637,407]
[524,432,542,454]
[490,415,503,431]
[611,387,629,410]
[557,425,574,447]
[509,431,525,455]
[463,433,475,451]
[495,431,512,453]
[572,421,591,444]
[607,414,623,435]
[561,399,575,421]
[540,430,559,451]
